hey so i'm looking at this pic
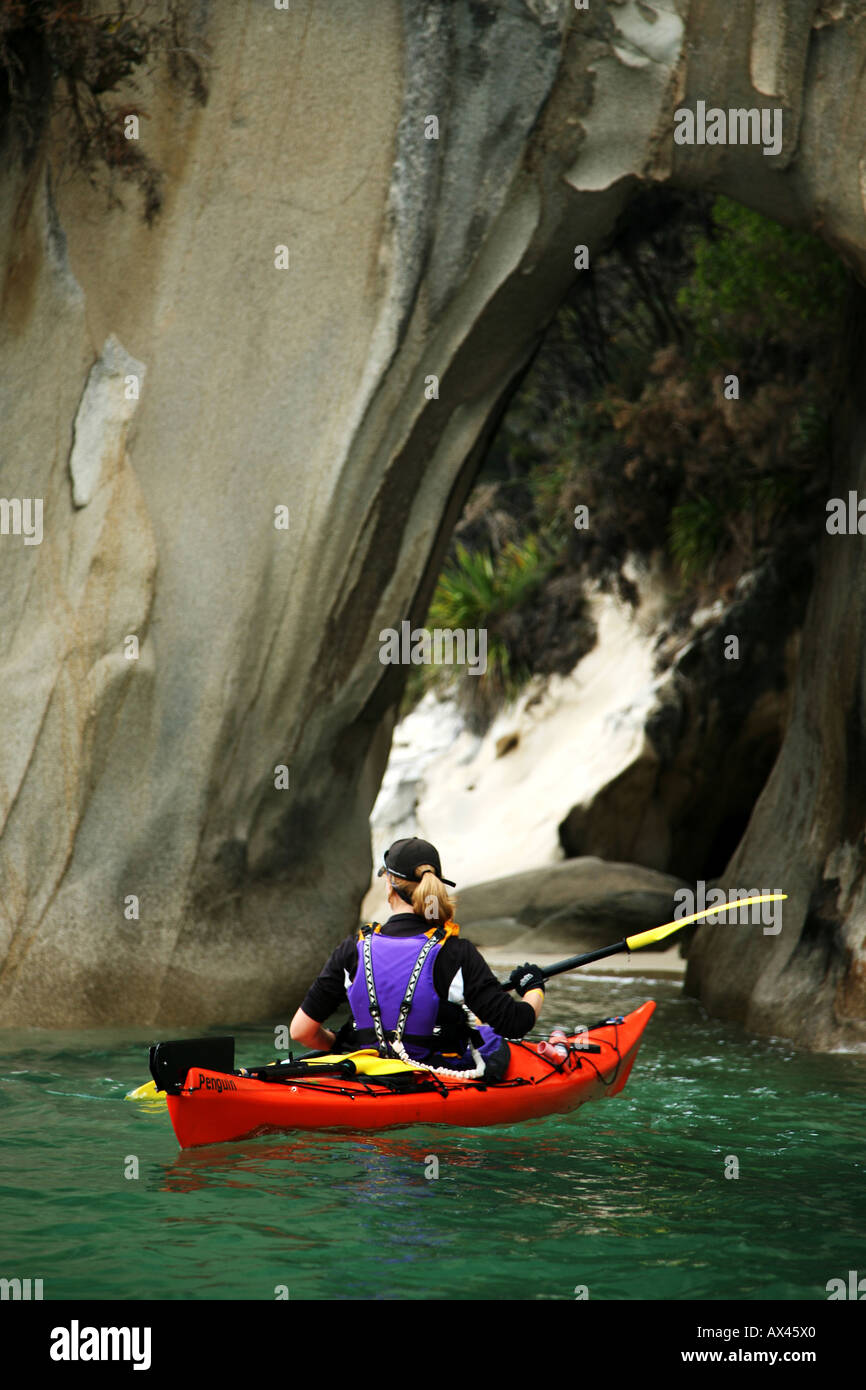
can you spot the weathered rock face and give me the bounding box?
[559,551,812,880]
[685,303,866,1052]
[1,0,865,1041]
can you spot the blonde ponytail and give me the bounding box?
[390,864,456,925]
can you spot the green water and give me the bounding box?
[2,975,864,1301]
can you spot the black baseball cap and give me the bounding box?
[377,837,456,886]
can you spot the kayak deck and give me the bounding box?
[164,1001,656,1148]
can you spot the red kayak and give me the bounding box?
[158,1001,656,1149]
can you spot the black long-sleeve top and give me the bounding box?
[301,912,536,1039]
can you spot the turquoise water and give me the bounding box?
[1,975,864,1301]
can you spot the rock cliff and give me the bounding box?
[0,0,864,1043]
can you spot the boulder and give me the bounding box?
[455,856,688,953]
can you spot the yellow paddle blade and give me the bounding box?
[625,893,788,951]
[125,1080,167,1109]
[241,1050,421,1077]
[126,1080,159,1099]
[300,1049,418,1076]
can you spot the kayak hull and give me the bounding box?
[165,1001,655,1148]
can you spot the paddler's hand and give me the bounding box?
[509,963,546,996]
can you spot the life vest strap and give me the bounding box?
[358,923,447,1058]
[393,929,444,1045]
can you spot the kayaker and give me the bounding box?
[289,837,546,1081]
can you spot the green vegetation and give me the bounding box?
[668,495,725,584]
[406,192,849,725]
[426,538,554,725]
[678,200,847,365]
[431,540,550,643]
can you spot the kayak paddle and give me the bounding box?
[500,893,787,990]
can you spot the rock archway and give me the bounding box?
[0,0,863,1043]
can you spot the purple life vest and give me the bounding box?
[347,925,444,1061]
[346,923,508,1074]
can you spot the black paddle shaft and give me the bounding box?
[500,940,628,992]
